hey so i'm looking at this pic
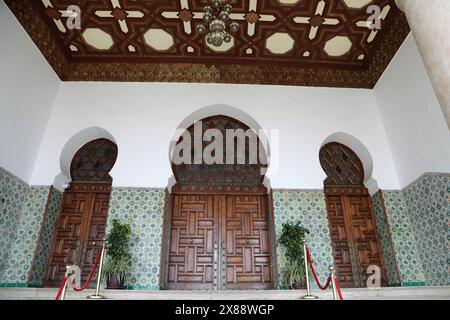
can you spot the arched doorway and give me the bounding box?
[44,138,118,287]
[161,115,276,290]
[319,142,387,288]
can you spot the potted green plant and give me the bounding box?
[278,221,310,289]
[102,219,131,289]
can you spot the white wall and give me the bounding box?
[0,2,60,183]
[31,82,399,190]
[374,34,450,188]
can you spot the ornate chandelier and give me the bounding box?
[196,0,240,47]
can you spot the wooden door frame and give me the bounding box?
[159,186,279,290]
[324,185,388,287]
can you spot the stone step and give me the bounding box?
[0,286,449,300]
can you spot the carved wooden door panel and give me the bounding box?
[326,193,387,288]
[44,191,89,287]
[44,183,111,287]
[326,195,357,288]
[166,193,273,290]
[344,195,387,287]
[79,191,110,282]
[223,195,272,289]
[167,194,218,290]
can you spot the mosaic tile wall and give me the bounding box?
[5,186,51,285]
[0,167,51,287]
[381,190,427,286]
[28,187,62,287]
[272,189,334,288]
[403,174,449,286]
[1,166,447,289]
[106,188,165,290]
[0,167,28,285]
[371,191,401,286]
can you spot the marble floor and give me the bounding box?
[0,286,449,300]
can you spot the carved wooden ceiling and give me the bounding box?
[5,0,410,88]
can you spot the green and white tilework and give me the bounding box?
[382,190,427,286]
[371,191,401,286]
[403,174,449,285]
[29,188,63,287]
[106,188,165,290]
[0,167,51,287]
[272,189,334,288]
[1,166,448,289]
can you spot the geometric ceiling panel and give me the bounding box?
[82,28,114,51]
[4,0,410,88]
[343,0,374,9]
[143,28,175,51]
[265,32,295,55]
[324,35,353,56]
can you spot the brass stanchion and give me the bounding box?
[329,266,338,300]
[60,265,70,300]
[300,239,318,300]
[88,238,106,299]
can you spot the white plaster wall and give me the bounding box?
[0,2,60,183]
[374,34,450,188]
[31,82,399,190]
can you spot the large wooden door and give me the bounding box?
[167,194,218,290]
[320,142,387,288]
[326,191,387,288]
[44,182,111,287]
[166,193,274,290]
[223,195,272,290]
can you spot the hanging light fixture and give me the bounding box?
[196,0,240,47]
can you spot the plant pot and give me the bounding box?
[291,281,307,290]
[106,274,124,289]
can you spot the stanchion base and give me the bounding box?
[87,295,106,300]
[301,295,319,300]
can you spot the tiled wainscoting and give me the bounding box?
[106,188,165,290]
[0,167,57,286]
[0,167,448,289]
[272,190,334,288]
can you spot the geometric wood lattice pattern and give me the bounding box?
[4,0,410,88]
[172,115,267,186]
[319,142,365,186]
[70,138,118,182]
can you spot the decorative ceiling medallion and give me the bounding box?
[4,0,410,88]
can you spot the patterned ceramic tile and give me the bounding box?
[0,167,51,286]
[28,187,62,286]
[106,188,165,290]
[403,174,449,286]
[0,167,28,284]
[272,189,334,288]
[1,166,448,290]
[2,186,50,285]
[371,191,401,286]
[382,190,426,285]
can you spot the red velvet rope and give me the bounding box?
[69,244,104,292]
[334,277,344,300]
[305,245,331,290]
[55,277,67,300]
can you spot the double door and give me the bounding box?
[166,193,274,290]
[326,192,387,288]
[44,182,111,287]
